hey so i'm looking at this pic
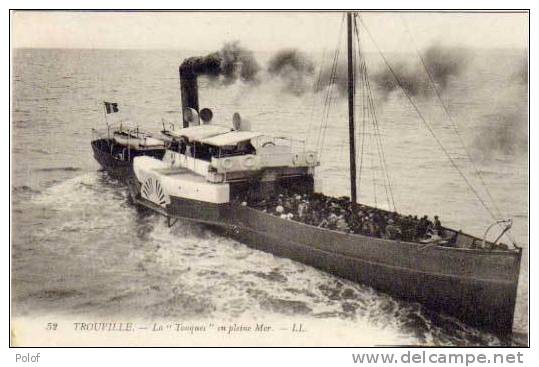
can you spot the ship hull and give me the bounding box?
[129,184,521,335]
[225,210,520,334]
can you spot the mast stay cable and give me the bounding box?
[354,14,397,212]
[357,16,516,245]
[399,16,516,244]
[306,48,327,151]
[316,14,345,160]
[399,16,507,222]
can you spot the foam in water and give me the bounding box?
[11,47,528,345]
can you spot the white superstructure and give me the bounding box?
[133,124,319,207]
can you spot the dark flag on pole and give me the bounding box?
[104,102,119,114]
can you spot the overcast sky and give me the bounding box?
[11,11,528,52]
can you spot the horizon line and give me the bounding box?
[12,45,528,52]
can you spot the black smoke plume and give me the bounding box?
[423,45,469,91]
[218,41,260,84]
[372,45,470,99]
[314,45,469,99]
[179,42,260,126]
[471,82,528,160]
[181,41,261,85]
[472,109,528,159]
[267,49,315,95]
[313,61,348,96]
[313,59,429,98]
[371,61,429,99]
[470,52,528,160]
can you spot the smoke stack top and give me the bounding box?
[179,42,260,127]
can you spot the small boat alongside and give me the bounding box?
[91,102,166,176]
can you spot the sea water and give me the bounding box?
[11,48,528,346]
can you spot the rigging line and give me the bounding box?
[319,68,338,157]
[320,13,346,156]
[305,49,326,150]
[315,55,334,154]
[355,15,397,212]
[399,15,505,220]
[399,17,516,246]
[357,45,392,210]
[307,48,328,150]
[310,48,332,146]
[364,66,396,212]
[366,86,392,209]
[351,26,361,198]
[317,48,340,156]
[318,29,344,158]
[315,51,333,152]
[358,16,498,223]
[355,15,386,188]
[357,46,367,200]
[353,13,369,204]
[371,127,377,208]
[356,45,383,208]
[363,64,391,210]
[357,78,364,197]
[316,16,344,157]
[339,31,353,168]
[355,52,380,209]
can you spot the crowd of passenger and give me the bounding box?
[241,190,459,246]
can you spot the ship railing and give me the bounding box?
[210,151,319,174]
[92,122,152,140]
[254,135,308,151]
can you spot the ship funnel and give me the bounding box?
[179,44,260,127]
[179,55,220,128]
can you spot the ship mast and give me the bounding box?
[347,12,358,206]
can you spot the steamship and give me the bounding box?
[124,12,522,335]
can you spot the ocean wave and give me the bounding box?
[241,270,288,283]
[18,172,513,346]
[36,166,81,172]
[30,288,84,301]
[260,297,312,315]
[28,148,57,154]
[12,185,41,194]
